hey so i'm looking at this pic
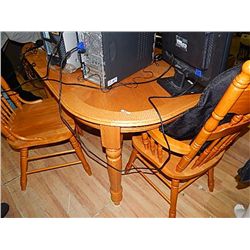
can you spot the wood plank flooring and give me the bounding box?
[1,73,250,218]
[1,125,249,218]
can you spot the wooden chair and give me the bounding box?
[1,76,92,191]
[126,61,250,217]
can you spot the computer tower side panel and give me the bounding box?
[102,32,155,87]
[41,32,81,72]
[78,32,155,88]
[77,32,106,87]
[62,32,81,72]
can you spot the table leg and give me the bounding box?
[100,125,123,205]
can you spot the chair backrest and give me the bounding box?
[1,76,23,141]
[176,61,250,172]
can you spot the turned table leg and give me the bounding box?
[100,125,123,205]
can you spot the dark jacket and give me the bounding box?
[162,64,242,140]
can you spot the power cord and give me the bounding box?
[107,62,173,91]
[147,74,201,171]
[3,39,199,176]
[56,48,157,175]
[2,33,64,95]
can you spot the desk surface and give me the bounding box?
[26,48,201,205]
[27,50,200,131]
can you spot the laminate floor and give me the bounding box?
[1,126,249,218]
[1,70,250,218]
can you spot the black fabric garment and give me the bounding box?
[162,64,242,140]
[237,160,250,183]
[1,48,42,102]
[1,49,22,92]
[1,202,9,218]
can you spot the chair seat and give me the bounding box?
[126,61,250,217]
[8,98,75,149]
[132,135,224,180]
[1,75,92,191]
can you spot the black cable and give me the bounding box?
[139,51,204,172]
[2,39,152,176]
[81,61,161,92]
[2,44,196,176]
[56,48,156,175]
[1,33,65,95]
[35,32,64,81]
[146,76,200,171]
[148,96,172,170]
[4,46,172,96]
[52,53,183,175]
[57,48,124,173]
[2,175,21,186]
[108,62,173,91]
[55,50,161,174]
[124,166,158,175]
[8,46,198,176]
[47,78,100,90]
[21,39,44,60]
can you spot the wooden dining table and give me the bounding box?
[25,49,200,205]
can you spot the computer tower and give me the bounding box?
[41,32,81,73]
[77,32,155,88]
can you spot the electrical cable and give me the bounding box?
[57,48,122,172]
[2,49,172,96]
[146,69,201,171]
[41,32,64,80]
[2,175,21,186]
[107,62,173,91]
[1,33,65,96]
[2,37,160,176]
[61,53,200,174]
[56,48,157,175]
[21,39,44,60]
[4,41,201,176]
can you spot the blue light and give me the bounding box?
[195,69,203,78]
[77,42,86,53]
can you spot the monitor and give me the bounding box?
[158,32,233,96]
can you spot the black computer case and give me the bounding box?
[78,32,155,88]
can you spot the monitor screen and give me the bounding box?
[158,32,232,96]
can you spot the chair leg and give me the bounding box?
[20,148,28,191]
[69,136,92,176]
[169,179,180,218]
[207,167,214,192]
[125,148,138,174]
[75,123,83,136]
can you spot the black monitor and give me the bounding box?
[158,32,232,96]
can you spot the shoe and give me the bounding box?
[234,204,250,218]
[19,90,42,103]
[234,204,246,218]
[1,202,9,218]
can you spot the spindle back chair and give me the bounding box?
[126,61,250,217]
[1,76,92,191]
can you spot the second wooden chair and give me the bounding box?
[126,61,250,217]
[1,76,92,191]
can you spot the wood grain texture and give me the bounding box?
[1,76,91,191]
[24,48,200,205]
[1,129,249,217]
[125,60,250,217]
[26,50,200,128]
[2,51,248,218]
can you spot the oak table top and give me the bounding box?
[27,50,200,130]
[26,49,200,205]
